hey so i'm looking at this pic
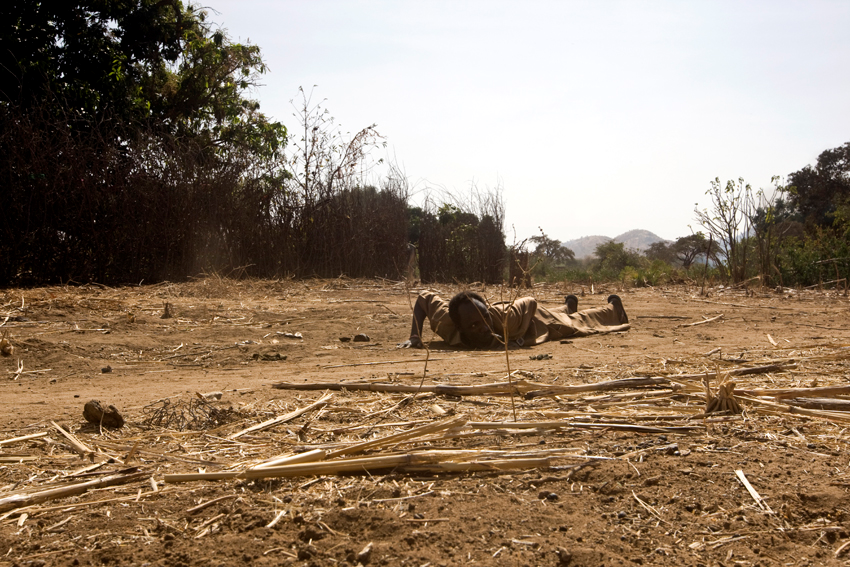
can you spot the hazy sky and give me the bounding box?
[208,0,850,243]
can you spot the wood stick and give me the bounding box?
[229,393,332,439]
[736,395,850,424]
[274,369,791,398]
[735,469,773,513]
[0,432,48,446]
[322,355,497,369]
[164,450,579,483]
[273,377,674,398]
[186,494,238,515]
[266,510,287,528]
[164,454,427,483]
[0,455,38,463]
[325,415,468,459]
[401,457,553,473]
[0,469,147,513]
[783,398,850,411]
[51,421,93,458]
[676,314,724,328]
[787,405,850,422]
[523,377,673,399]
[737,385,850,399]
[540,411,703,421]
[666,364,795,382]
[467,421,702,434]
[272,380,523,395]
[251,449,327,470]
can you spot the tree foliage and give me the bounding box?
[418,193,507,284]
[673,233,724,269]
[0,1,295,284]
[644,241,676,265]
[593,241,642,276]
[529,232,575,264]
[785,142,850,227]
[0,1,286,152]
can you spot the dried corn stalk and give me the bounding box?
[704,374,742,414]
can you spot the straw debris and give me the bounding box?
[2,280,850,566]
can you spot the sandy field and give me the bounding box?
[1,279,850,567]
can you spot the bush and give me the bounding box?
[777,228,850,288]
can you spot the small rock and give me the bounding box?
[353,333,370,342]
[298,527,326,542]
[101,365,112,373]
[339,336,351,342]
[556,547,572,566]
[356,542,373,564]
[200,391,223,400]
[83,400,125,428]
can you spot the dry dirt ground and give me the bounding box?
[2,279,850,567]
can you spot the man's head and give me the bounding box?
[448,291,496,348]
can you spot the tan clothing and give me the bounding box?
[418,291,630,347]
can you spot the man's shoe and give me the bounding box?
[607,294,629,323]
[564,294,578,314]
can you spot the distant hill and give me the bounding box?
[614,229,669,252]
[562,229,668,258]
[561,235,612,259]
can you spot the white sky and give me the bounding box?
[209,0,850,243]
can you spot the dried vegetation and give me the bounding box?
[1,280,850,566]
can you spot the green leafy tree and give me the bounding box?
[674,233,719,269]
[644,241,676,265]
[785,142,850,227]
[529,231,575,264]
[0,1,287,284]
[0,1,285,152]
[594,241,642,275]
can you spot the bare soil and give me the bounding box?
[2,279,850,567]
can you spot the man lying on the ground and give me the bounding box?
[397,291,630,349]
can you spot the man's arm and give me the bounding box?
[502,297,537,340]
[398,295,427,348]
